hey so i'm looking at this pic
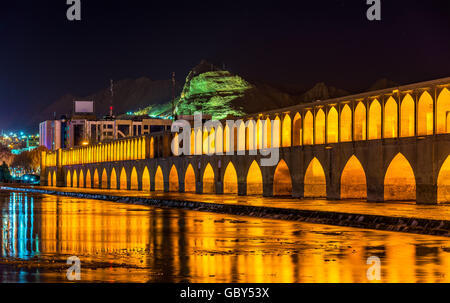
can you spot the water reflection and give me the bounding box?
[1,190,450,282]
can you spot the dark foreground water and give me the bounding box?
[1,190,450,282]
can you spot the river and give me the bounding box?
[1,189,450,283]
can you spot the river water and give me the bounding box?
[1,189,450,283]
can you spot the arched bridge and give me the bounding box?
[41,77,450,204]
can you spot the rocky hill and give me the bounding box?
[32,60,396,125]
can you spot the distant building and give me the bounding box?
[40,116,172,150]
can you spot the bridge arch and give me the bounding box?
[223,161,238,194]
[66,170,71,187]
[369,99,382,139]
[142,166,150,191]
[384,96,398,138]
[119,167,127,190]
[110,168,117,189]
[327,107,338,143]
[169,165,179,192]
[418,91,433,136]
[400,94,415,137]
[93,169,100,188]
[246,160,263,195]
[354,101,366,140]
[101,168,108,189]
[293,112,302,146]
[340,104,352,142]
[304,111,314,145]
[273,159,293,196]
[438,155,450,203]
[304,157,326,198]
[202,163,215,193]
[86,169,92,188]
[315,109,325,144]
[282,114,291,147]
[437,88,450,134]
[154,166,164,191]
[384,153,416,201]
[184,163,196,193]
[52,171,57,187]
[79,170,84,188]
[73,170,78,188]
[340,155,367,199]
[130,167,139,190]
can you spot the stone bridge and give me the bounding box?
[41,77,450,204]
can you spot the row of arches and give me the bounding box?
[43,88,450,167]
[60,152,450,203]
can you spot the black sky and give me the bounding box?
[1,0,449,131]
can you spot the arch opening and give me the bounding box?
[184,164,196,193]
[130,167,138,190]
[169,165,179,192]
[202,163,215,193]
[246,160,263,195]
[384,153,416,201]
[223,162,238,194]
[155,166,164,191]
[119,167,127,190]
[110,168,117,190]
[438,155,450,203]
[273,159,292,196]
[142,167,150,191]
[101,169,108,189]
[304,158,326,198]
[400,94,415,137]
[340,155,367,199]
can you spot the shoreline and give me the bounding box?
[2,185,450,237]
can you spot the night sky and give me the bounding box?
[1,0,449,131]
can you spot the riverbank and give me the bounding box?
[3,185,450,237]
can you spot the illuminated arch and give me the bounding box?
[48,171,52,186]
[119,167,127,190]
[273,159,292,196]
[169,165,179,192]
[52,171,57,187]
[202,163,215,193]
[303,111,314,145]
[340,104,352,142]
[85,170,91,188]
[203,127,209,154]
[195,128,202,155]
[417,91,433,136]
[130,167,138,190]
[189,129,195,155]
[246,160,263,195]
[438,155,450,203]
[101,169,108,189]
[150,137,155,158]
[72,170,78,188]
[215,125,223,154]
[272,116,280,148]
[282,114,291,147]
[293,113,302,146]
[209,127,216,154]
[246,119,256,150]
[354,102,366,140]
[384,97,398,138]
[304,157,326,197]
[384,153,416,201]
[315,109,325,144]
[340,155,367,199]
[400,94,415,137]
[237,121,246,151]
[223,162,238,194]
[155,166,164,191]
[142,167,150,191]
[79,170,84,188]
[265,117,271,148]
[93,169,99,188]
[66,171,71,187]
[369,99,381,140]
[256,119,263,150]
[327,107,338,143]
[110,168,117,190]
[437,88,450,134]
[184,164,196,193]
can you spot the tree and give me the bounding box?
[0,161,12,183]
[11,146,47,174]
[0,143,13,166]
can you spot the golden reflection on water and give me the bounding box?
[2,191,450,282]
